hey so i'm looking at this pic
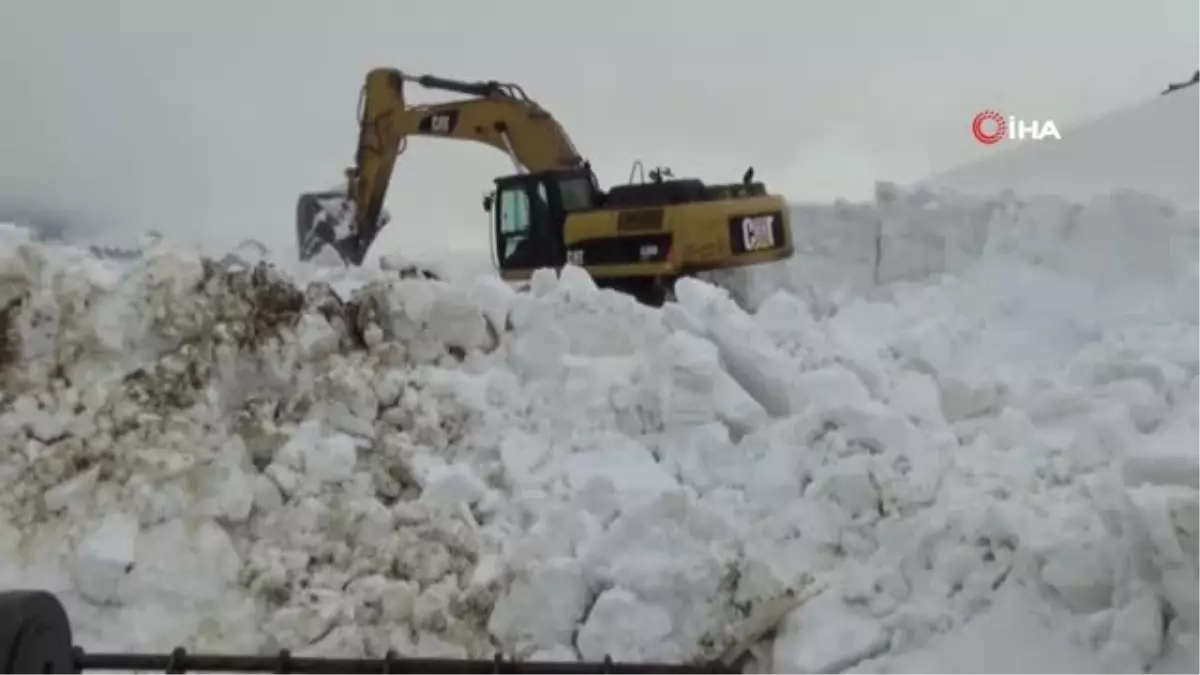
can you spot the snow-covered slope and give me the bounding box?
[923,88,1199,209]
[0,85,1196,672]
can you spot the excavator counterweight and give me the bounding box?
[297,68,793,305]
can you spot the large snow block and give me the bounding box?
[673,278,795,418]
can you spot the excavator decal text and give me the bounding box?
[728,211,785,254]
[741,214,776,250]
[419,110,461,134]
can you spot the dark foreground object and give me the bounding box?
[0,590,729,674]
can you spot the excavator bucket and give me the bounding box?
[0,586,729,672]
[296,190,388,266]
[296,190,355,264]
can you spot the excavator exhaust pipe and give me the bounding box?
[0,586,729,672]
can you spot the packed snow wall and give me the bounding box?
[726,181,1198,317]
[0,182,1195,672]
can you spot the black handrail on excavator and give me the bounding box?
[77,648,729,672]
[0,590,732,675]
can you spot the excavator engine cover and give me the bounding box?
[0,586,729,672]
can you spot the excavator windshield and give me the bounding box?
[490,167,599,272]
[556,173,598,211]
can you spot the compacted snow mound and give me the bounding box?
[0,238,779,662]
[0,186,1196,673]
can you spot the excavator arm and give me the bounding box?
[297,68,588,265]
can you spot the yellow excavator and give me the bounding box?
[297,68,794,305]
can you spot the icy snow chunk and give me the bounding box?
[44,467,100,513]
[1109,585,1165,670]
[295,313,339,361]
[73,512,139,606]
[194,460,254,523]
[753,289,823,344]
[663,332,721,389]
[508,323,568,380]
[580,493,732,652]
[661,302,706,337]
[468,275,516,332]
[674,277,794,417]
[306,434,359,484]
[652,331,767,433]
[809,457,879,518]
[529,268,558,297]
[887,370,945,425]
[498,431,552,488]
[576,587,674,661]
[426,288,492,351]
[558,264,599,296]
[885,588,1104,673]
[939,376,1005,422]
[282,423,358,484]
[419,464,487,511]
[711,369,770,434]
[772,592,890,673]
[560,443,678,500]
[1123,438,1200,489]
[488,557,589,655]
[1096,378,1168,432]
[265,589,348,651]
[792,364,872,414]
[1038,540,1116,613]
[129,519,241,605]
[252,474,284,513]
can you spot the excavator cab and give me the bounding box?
[490,167,599,274]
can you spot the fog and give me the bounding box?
[0,0,1195,261]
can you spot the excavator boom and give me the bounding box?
[297,68,586,265]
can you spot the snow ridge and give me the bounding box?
[0,184,1196,673]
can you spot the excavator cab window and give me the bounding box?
[497,186,532,260]
[493,176,563,272]
[557,175,597,212]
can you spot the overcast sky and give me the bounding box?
[0,0,1195,261]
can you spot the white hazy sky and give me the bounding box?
[0,0,1195,260]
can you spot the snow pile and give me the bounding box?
[728,183,1198,318]
[0,178,1195,673]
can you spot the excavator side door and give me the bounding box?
[492,174,568,274]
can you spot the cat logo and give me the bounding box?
[420,110,460,135]
[740,214,776,251]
